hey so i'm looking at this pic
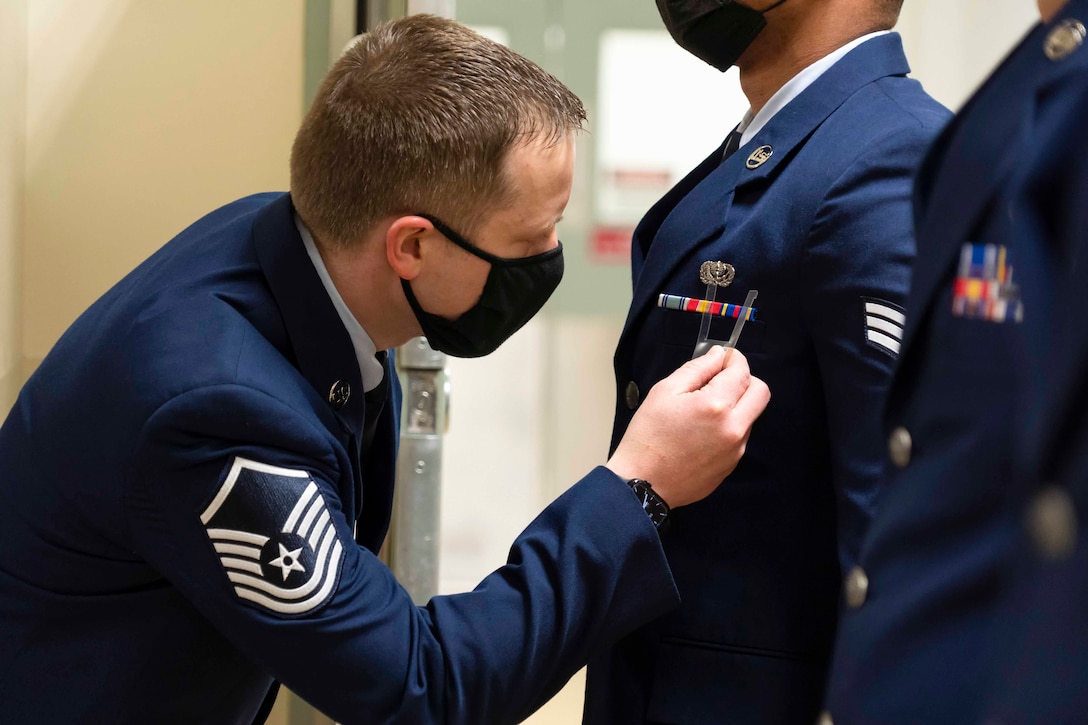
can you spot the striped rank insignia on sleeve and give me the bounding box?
[862,297,906,357]
[200,457,345,616]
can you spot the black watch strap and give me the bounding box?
[626,478,670,534]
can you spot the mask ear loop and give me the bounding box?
[416,213,562,267]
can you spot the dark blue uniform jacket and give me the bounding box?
[826,3,1088,722]
[0,193,679,724]
[584,33,949,725]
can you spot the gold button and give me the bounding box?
[844,566,869,609]
[625,381,640,410]
[328,380,351,410]
[1044,19,1086,61]
[1028,486,1078,560]
[816,713,834,725]
[888,427,912,468]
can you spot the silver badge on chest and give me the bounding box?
[700,261,736,287]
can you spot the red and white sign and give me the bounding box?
[589,226,636,264]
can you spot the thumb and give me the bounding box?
[663,346,728,394]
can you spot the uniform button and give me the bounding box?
[1044,18,1086,61]
[625,381,640,410]
[1028,486,1078,560]
[328,380,351,410]
[844,566,869,609]
[888,427,912,468]
[816,713,834,725]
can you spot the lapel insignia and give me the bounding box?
[952,243,1024,323]
[699,261,735,287]
[746,145,774,169]
[200,457,346,616]
[1045,19,1086,61]
[328,379,351,409]
[862,297,906,357]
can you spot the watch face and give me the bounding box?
[628,479,669,530]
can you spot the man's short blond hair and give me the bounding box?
[290,14,586,247]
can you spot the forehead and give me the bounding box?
[494,134,575,226]
[457,134,574,258]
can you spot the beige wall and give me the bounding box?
[22,0,304,378]
[899,0,1039,111]
[0,0,27,415]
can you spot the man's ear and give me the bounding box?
[385,215,435,281]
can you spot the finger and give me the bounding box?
[699,351,754,406]
[663,345,728,394]
[730,376,771,424]
[720,347,750,371]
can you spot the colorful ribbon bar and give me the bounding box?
[658,293,758,321]
[952,243,1023,324]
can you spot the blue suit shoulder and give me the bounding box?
[808,74,950,175]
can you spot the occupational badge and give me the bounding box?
[699,261,735,287]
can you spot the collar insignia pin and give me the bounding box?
[746,145,773,170]
[1045,19,1086,61]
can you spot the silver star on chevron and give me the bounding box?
[269,543,306,581]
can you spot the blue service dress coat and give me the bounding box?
[0,192,681,724]
[990,10,1088,722]
[825,5,1088,723]
[583,34,948,725]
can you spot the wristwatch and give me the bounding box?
[626,478,671,534]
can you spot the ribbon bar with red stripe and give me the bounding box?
[658,293,758,321]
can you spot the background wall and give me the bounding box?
[900,0,1040,110]
[19,0,304,383]
[0,0,26,413]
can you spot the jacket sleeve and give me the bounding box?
[125,383,678,725]
[799,124,934,571]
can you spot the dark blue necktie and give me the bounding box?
[721,127,742,162]
[360,351,388,457]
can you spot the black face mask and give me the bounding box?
[656,0,790,71]
[401,214,564,358]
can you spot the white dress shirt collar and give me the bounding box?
[294,214,385,393]
[737,31,891,147]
